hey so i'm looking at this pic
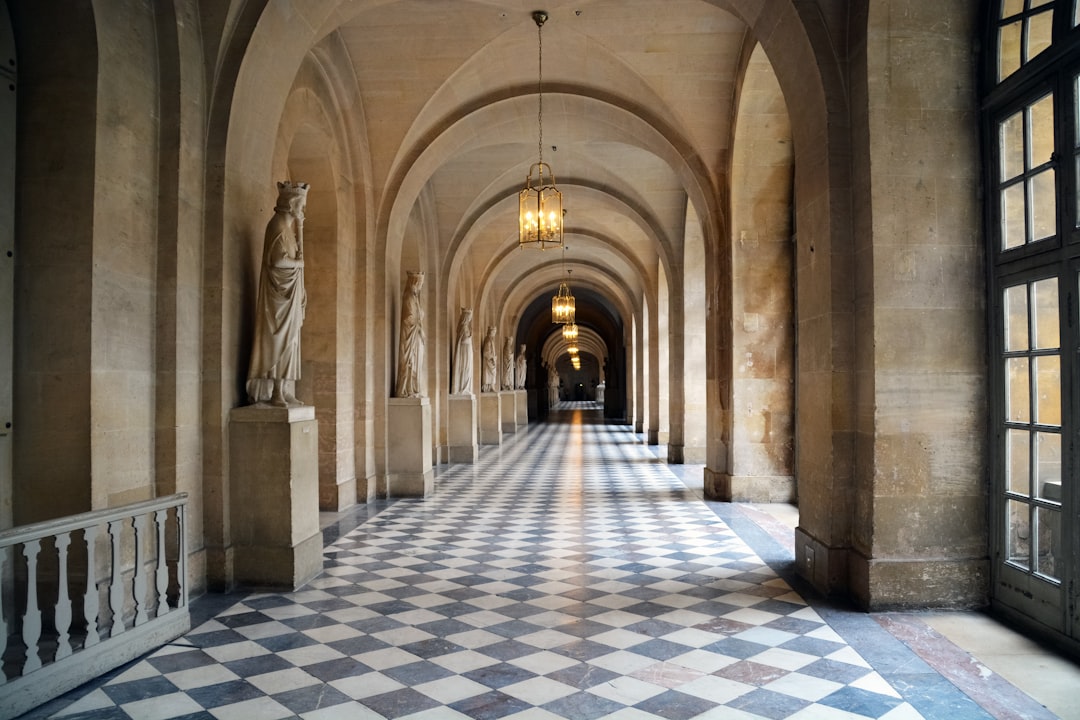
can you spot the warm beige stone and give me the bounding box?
[448,394,478,464]
[500,390,518,434]
[228,404,321,590]
[479,393,502,446]
[387,397,433,497]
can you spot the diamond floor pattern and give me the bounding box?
[35,404,999,720]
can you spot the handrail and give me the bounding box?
[0,493,188,547]
[0,492,191,718]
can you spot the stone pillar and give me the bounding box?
[387,397,433,497]
[500,390,517,433]
[479,393,502,445]
[515,389,527,427]
[448,393,478,463]
[229,405,322,590]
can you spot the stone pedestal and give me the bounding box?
[387,397,434,496]
[479,393,502,445]
[500,391,517,433]
[448,393,478,463]
[229,404,322,590]
[515,389,527,427]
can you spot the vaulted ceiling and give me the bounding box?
[317,0,750,339]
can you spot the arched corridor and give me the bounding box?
[27,407,1072,719]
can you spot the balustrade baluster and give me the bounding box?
[82,525,100,647]
[107,520,124,637]
[54,533,73,660]
[176,506,187,608]
[153,509,168,617]
[21,540,42,673]
[132,515,148,626]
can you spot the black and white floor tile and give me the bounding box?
[32,404,1013,719]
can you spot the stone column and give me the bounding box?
[448,393,478,463]
[387,397,434,496]
[229,405,322,590]
[479,393,502,445]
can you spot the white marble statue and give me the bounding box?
[502,338,514,391]
[481,326,498,393]
[515,344,527,389]
[247,180,309,407]
[395,271,425,398]
[547,365,559,406]
[451,308,473,395]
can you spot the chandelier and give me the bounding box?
[518,10,563,250]
[552,269,575,324]
[562,322,578,342]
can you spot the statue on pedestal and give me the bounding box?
[515,344,527,389]
[451,308,473,395]
[481,327,498,393]
[247,181,309,407]
[502,338,514,391]
[547,365,559,405]
[395,271,425,398]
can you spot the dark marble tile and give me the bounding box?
[382,659,456,685]
[185,679,264,709]
[271,683,354,713]
[632,689,721,720]
[817,685,906,717]
[220,653,294,678]
[540,690,626,719]
[361,687,442,718]
[146,648,218,674]
[463,662,539,689]
[301,656,372,682]
[449,690,534,720]
[726,687,810,720]
[101,676,180,705]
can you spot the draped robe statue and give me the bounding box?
[451,308,473,395]
[481,327,498,393]
[502,338,514,391]
[246,181,309,407]
[547,365,559,405]
[515,344,527,389]
[395,271,425,398]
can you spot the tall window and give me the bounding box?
[984,1,1080,642]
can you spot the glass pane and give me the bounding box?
[1026,10,1054,62]
[1007,357,1031,422]
[999,21,1023,81]
[1029,170,1057,241]
[1002,0,1023,17]
[1075,155,1080,227]
[1008,428,1031,495]
[1029,94,1055,169]
[1007,499,1031,569]
[1002,182,1027,249]
[1036,505,1060,580]
[1032,278,1059,349]
[1035,432,1061,502]
[1001,110,1025,180]
[1034,356,1061,425]
[1005,284,1029,351]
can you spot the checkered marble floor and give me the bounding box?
[36,404,997,720]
